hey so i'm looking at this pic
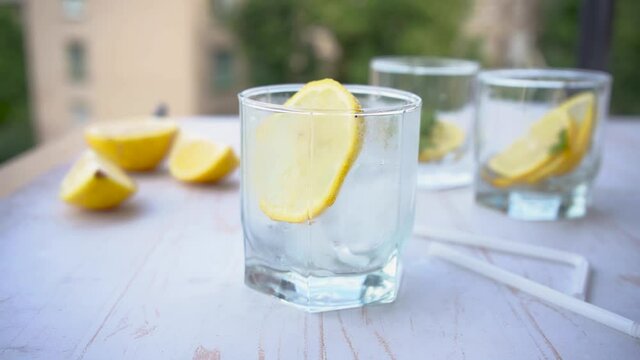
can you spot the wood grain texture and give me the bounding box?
[1,117,639,359]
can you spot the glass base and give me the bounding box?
[476,182,591,221]
[244,253,401,312]
[417,169,472,190]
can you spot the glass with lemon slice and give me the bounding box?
[370,57,479,190]
[239,80,421,312]
[475,69,611,220]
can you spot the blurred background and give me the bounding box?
[0,0,637,164]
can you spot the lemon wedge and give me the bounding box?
[419,120,465,163]
[252,78,363,223]
[60,151,136,210]
[85,118,178,171]
[169,136,239,183]
[488,107,574,184]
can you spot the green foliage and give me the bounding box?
[0,5,33,163]
[314,0,471,83]
[232,0,473,85]
[231,0,316,85]
[611,0,640,114]
[538,0,580,68]
[233,0,640,115]
[539,0,640,114]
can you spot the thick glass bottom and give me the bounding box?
[476,182,591,221]
[244,253,401,312]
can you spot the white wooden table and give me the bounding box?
[1,117,639,359]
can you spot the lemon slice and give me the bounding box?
[564,92,595,154]
[169,136,239,182]
[253,78,363,223]
[60,151,136,210]
[552,92,595,176]
[419,120,465,163]
[524,151,570,184]
[85,118,178,171]
[487,92,595,187]
[488,107,573,181]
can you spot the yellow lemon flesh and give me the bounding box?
[60,151,136,210]
[419,120,465,163]
[552,92,596,176]
[253,78,363,223]
[488,107,574,187]
[85,118,178,171]
[487,92,595,187]
[169,136,239,183]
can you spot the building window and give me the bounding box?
[70,100,90,125]
[62,0,86,20]
[66,41,87,84]
[211,50,234,91]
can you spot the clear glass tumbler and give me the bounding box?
[475,69,612,220]
[370,56,479,190]
[239,84,421,312]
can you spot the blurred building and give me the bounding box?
[22,0,245,142]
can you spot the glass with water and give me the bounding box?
[239,84,421,312]
[370,56,479,189]
[475,69,611,220]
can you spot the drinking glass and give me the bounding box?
[475,69,611,220]
[239,84,421,312]
[370,56,479,189]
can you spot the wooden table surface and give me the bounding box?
[1,117,639,359]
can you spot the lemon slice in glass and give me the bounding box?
[169,136,239,183]
[488,107,573,181]
[488,92,596,187]
[418,120,465,163]
[85,118,178,171]
[552,92,596,176]
[60,151,136,210]
[253,79,363,223]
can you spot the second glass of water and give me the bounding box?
[475,69,611,220]
[370,56,479,190]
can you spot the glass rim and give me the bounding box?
[238,84,422,116]
[478,68,612,89]
[370,56,480,76]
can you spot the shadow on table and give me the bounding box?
[59,200,146,226]
[171,176,240,192]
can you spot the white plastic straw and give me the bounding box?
[427,243,640,339]
[414,226,590,300]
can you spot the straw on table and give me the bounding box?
[426,243,640,339]
[414,226,590,300]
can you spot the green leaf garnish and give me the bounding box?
[549,129,569,155]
